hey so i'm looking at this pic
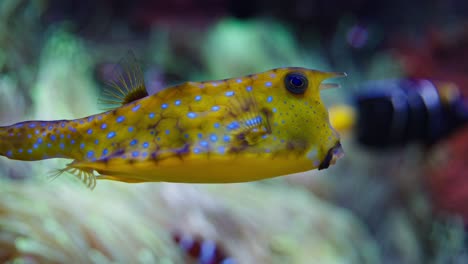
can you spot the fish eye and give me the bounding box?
[284,72,308,94]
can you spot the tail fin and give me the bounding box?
[0,120,78,161]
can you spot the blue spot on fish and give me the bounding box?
[143,142,149,148]
[102,149,108,156]
[130,139,138,146]
[71,139,75,144]
[209,134,218,142]
[225,91,235,97]
[149,113,155,119]
[246,86,252,92]
[213,123,220,128]
[6,150,12,157]
[107,131,116,139]
[28,123,36,128]
[27,149,32,154]
[101,123,107,129]
[132,104,141,112]
[211,106,220,111]
[50,135,56,141]
[267,96,273,103]
[161,103,168,109]
[116,116,125,123]
[175,100,181,106]
[236,79,242,83]
[227,121,240,130]
[87,151,94,159]
[187,112,197,118]
[132,151,139,157]
[194,95,201,101]
[94,139,99,144]
[128,127,134,132]
[265,81,272,87]
[60,143,65,149]
[223,135,230,142]
[87,129,93,134]
[37,138,43,144]
[165,129,170,135]
[217,146,225,154]
[33,144,39,149]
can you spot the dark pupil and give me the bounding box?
[285,72,308,94]
[291,76,303,87]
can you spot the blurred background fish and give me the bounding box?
[0,0,468,263]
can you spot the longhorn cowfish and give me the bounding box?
[0,57,345,189]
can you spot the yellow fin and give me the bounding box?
[98,51,148,109]
[225,92,272,151]
[49,163,97,190]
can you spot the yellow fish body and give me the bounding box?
[0,66,345,188]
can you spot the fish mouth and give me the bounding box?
[318,142,344,170]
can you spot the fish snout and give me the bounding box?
[318,142,344,170]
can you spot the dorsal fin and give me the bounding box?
[99,51,149,109]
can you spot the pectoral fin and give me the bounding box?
[223,91,272,151]
[49,161,97,190]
